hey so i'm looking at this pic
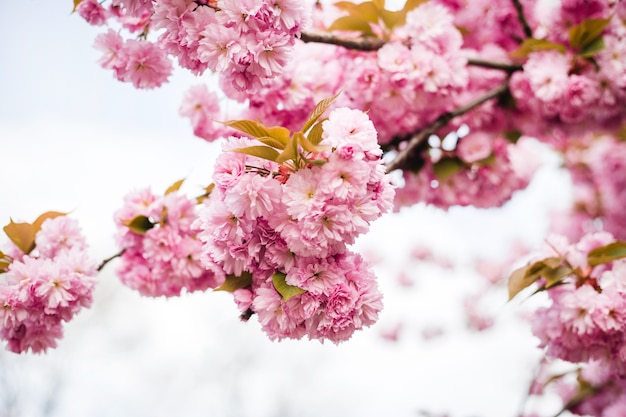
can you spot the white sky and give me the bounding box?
[0,2,573,417]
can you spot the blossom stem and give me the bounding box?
[510,0,533,38]
[97,249,125,272]
[385,81,510,173]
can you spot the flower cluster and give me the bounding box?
[194,107,394,343]
[529,233,626,377]
[242,1,469,145]
[80,0,309,95]
[114,188,224,297]
[0,216,97,353]
[394,135,539,210]
[94,29,173,89]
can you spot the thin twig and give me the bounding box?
[97,249,125,272]
[385,81,510,173]
[300,31,386,51]
[510,0,533,38]
[467,58,522,72]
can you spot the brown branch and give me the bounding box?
[385,81,510,173]
[510,0,533,38]
[467,58,522,72]
[300,31,522,72]
[300,31,385,51]
[97,249,125,272]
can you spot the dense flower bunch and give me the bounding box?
[394,134,539,209]
[518,233,626,376]
[193,106,395,343]
[0,216,97,353]
[78,0,309,93]
[241,1,469,144]
[114,188,225,297]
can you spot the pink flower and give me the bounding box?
[77,0,108,26]
[456,133,493,163]
[116,40,173,89]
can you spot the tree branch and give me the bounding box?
[300,31,522,72]
[467,58,522,73]
[97,249,125,272]
[385,81,510,173]
[300,31,386,51]
[510,0,533,38]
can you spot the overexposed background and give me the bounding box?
[0,2,571,416]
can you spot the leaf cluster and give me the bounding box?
[328,0,427,39]
[507,241,626,300]
[225,93,341,169]
[509,17,612,60]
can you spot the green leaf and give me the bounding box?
[215,272,253,292]
[165,178,185,195]
[272,272,306,301]
[328,16,375,37]
[588,241,626,266]
[301,92,342,135]
[124,215,155,235]
[503,130,522,144]
[579,36,606,58]
[3,219,36,254]
[232,145,280,162]
[509,38,566,60]
[432,158,463,181]
[223,120,290,148]
[569,17,611,52]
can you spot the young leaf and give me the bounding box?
[256,136,287,150]
[272,272,306,301]
[215,272,253,292]
[307,120,326,146]
[507,257,568,300]
[299,131,330,154]
[334,1,380,23]
[165,178,185,195]
[276,134,299,164]
[328,16,375,37]
[579,36,606,58]
[223,120,289,147]
[301,92,341,135]
[3,219,37,254]
[569,17,611,52]
[588,241,626,266]
[509,38,566,59]
[432,158,463,181]
[32,211,67,233]
[197,183,215,204]
[232,145,280,163]
[73,0,83,12]
[124,215,155,235]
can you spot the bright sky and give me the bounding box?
[0,2,572,417]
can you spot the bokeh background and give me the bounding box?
[0,2,572,416]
